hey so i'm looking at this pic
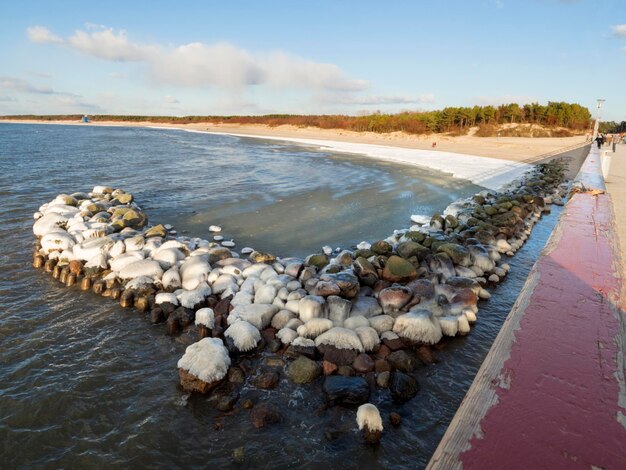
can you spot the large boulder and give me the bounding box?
[396,241,430,261]
[353,257,379,286]
[386,350,416,373]
[250,403,283,429]
[382,256,418,283]
[437,243,471,267]
[286,356,322,384]
[323,376,370,406]
[227,304,279,330]
[119,259,163,280]
[327,295,352,325]
[177,338,231,393]
[389,371,419,403]
[393,310,443,345]
[350,296,383,318]
[224,321,261,353]
[378,286,413,314]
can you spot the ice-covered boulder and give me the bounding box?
[297,318,333,339]
[227,304,279,330]
[393,310,442,345]
[224,320,261,353]
[180,256,211,290]
[177,338,231,393]
[41,231,76,253]
[315,327,364,352]
[119,259,163,280]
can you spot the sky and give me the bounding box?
[0,0,624,120]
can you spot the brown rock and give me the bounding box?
[376,344,391,359]
[253,370,280,389]
[178,368,221,393]
[242,399,254,409]
[65,272,77,287]
[386,350,416,373]
[323,360,338,375]
[44,258,56,273]
[260,328,276,344]
[389,412,402,427]
[372,280,392,296]
[322,345,358,366]
[352,354,374,374]
[337,365,355,377]
[69,260,83,275]
[382,336,405,351]
[374,359,391,373]
[250,403,282,429]
[228,367,245,384]
[206,295,219,309]
[214,295,233,317]
[312,281,341,297]
[415,345,437,365]
[378,285,413,315]
[92,279,104,295]
[376,371,390,388]
[406,279,436,301]
[134,295,150,312]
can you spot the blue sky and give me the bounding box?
[0,0,624,120]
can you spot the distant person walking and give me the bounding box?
[613,134,617,152]
[595,135,602,149]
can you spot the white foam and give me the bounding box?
[150,127,530,190]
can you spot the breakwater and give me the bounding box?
[31,159,568,439]
[428,146,626,469]
[3,123,591,467]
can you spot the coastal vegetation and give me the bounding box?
[2,101,592,136]
[599,120,626,134]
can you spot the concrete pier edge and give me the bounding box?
[427,146,626,469]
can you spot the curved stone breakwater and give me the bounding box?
[31,161,567,438]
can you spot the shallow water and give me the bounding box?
[0,123,566,468]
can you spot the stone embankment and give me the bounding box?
[31,161,567,435]
[428,146,626,468]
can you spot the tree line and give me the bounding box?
[599,120,626,134]
[1,101,591,135]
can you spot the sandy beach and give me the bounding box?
[0,119,589,191]
[0,119,587,162]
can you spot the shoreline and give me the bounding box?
[0,119,588,190]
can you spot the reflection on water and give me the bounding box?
[0,123,561,468]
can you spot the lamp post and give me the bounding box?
[592,98,605,141]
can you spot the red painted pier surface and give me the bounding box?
[428,147,626,469]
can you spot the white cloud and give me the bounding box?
[67,28,155,62]
[1,76,55,95]
[164,95,179,104]
[0,76,84,101]
[109,72,125,79]
[28,71,52,78]
[27,25,367,93]
[611,24,626,37]
[330,93,435,106]
[0,95,17,102]
[27,26,63,44]
[473,95,537,106]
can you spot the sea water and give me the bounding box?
[0,123,578,468]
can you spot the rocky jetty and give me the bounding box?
[31,160,568,440]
